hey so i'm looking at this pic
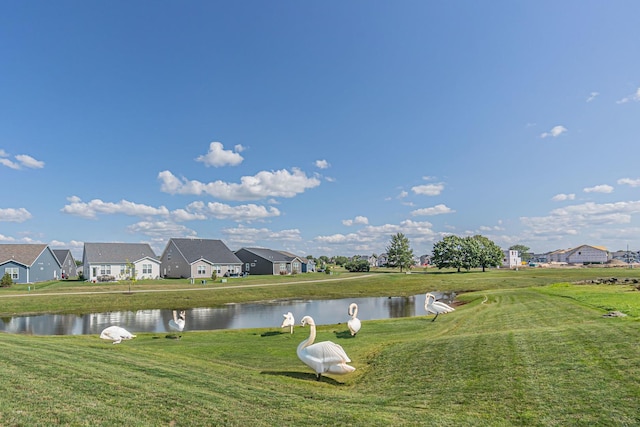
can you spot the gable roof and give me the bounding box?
[0,244,50,267]
[169,238,242,264]
[239,247,297,263]
[52,249,73,264]
[83,243,158,264]
[277,250,307,262]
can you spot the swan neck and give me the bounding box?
[298,323,316,351]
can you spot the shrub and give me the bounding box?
[1,272,13,287]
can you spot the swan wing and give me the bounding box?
[304,341,352,364]
[432,301,455,312]
[348,318,361,334]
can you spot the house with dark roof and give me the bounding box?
[235,247,306,275]
[159,238,242,279]
[52,249,78,279]
[82,242,160,282]
[0,244,62,284]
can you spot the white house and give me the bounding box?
[502,250,521,268]
[565,245,609,264]
[82,242,161,282]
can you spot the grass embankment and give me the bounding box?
[1,268,640,425]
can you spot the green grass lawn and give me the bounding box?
[1,268,640,425]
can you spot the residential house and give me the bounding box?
[52,249,78,279]
[0,244,61,284]
[235,247,306,275]
[82,242,161,282]
[159,238,242,279]
[278,250,314,272]
[565,245,609,264]
[547,249,570,263]
[377,253,388,267]
[502,249,522,268]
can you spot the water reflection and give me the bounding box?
[0,292,455,336]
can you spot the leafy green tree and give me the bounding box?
[344,259,370,272]
[431,235,465,272]
[474,235,505,271]
[334,256,349,266]
[462,235,481,271]
[509,244,532,262]
[386,233,414,272]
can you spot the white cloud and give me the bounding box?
[196,142,244,167]
[586,92,599,102]
[61,197,170,219]
[222,224,303,246]
[342,216,369,226]
[411,183,444,196]
[175,201,281,222]
[411,204,455,216]
[584,184,613,194]
[315,159,330,169]
[158,168,321,201]
[618,178,640,187]
[16,154,45,169]
[551,193,576,202]
[128,221,197,238]
[540,125,567,138]
[616,87,640,104]
[0,207,32,222]
[0,158,20,169]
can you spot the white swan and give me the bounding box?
[100,326,136,344]
[425,292,455,322]
[297,315,356,381]
[347,303,361,337]
[281,312,295,334]
[169,310,186,334]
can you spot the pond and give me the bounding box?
[0,292,455,336]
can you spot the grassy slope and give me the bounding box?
[1,279,640,425]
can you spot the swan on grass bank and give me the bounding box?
[297,315,355,381]
[281,312,295,334]
[100,326,136,344]
[424,292,455,322]
[347,303,361,337]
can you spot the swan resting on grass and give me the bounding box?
[347,303,361,336]
[100,326,136,344]
[297,315,355,381]
[281,312,295,334]
[425,292,455,322]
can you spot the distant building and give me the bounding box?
[502,250,521,268]
[0,244,61,284]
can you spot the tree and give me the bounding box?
[1,272,13,287]
[386,233,415,272]
[509,244,532,263]
[431,235,465,272]
[473,235,505,271]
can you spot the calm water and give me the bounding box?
[0,292,455,336]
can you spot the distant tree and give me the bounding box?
[509,244,532,262]
[386,233,414,272]
[474,235,505,271]
[334,256,349,266]
[432,235,465,272]
[462,236,481,271]
[344,259,370,272]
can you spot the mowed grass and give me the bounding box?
[1,275,640,426]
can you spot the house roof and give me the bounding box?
[83,243,158,264]
[168,238,242,264]
[238,247,298,262]
[0,244,50,267]
[52,249,72,264]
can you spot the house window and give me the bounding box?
[197,265,206,275]
[142,264,152,275]
[100,265,111,275]
[120,265,126,275]
[245,263,250,269]
[279,263,287,273]
[5,267,18,280]
[293,261,300,271]
[214,265,222,274]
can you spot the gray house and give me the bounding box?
[159,238,242,279]
[82,242,161,282]
[52,249,78,279]
[235,247,306,275]
[0,244,62,284]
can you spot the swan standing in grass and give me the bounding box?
[347,303,361,337]
[281,312,295,334]
[425,292,455,322]
[297,315,356,381]
[100,326,136,344]
[168,310,186,338]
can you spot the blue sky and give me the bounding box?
[2,1,640,260]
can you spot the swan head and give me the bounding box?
[300,315,315,327]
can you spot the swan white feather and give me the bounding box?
[281,312,295,334]
[297,315,355,380]
[425,292,455,322]
[347,303,361,336]
[100,326,136,344]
